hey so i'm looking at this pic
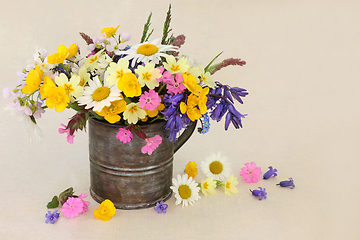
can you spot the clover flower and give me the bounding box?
[277,178,295,189]
[154,201,168,213]
[239,162,262,183]
[263,166,278,179]
[45,210,60,224]
[250,187,267,201]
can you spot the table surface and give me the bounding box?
[1,1,359,239]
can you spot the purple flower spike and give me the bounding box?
[263,166,278,179]
[154,200,168,213]
[45,210,60,224]
[277,178,295,189]
[250,187,267,201]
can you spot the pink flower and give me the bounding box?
[141,135,162,155]
[116,128,133,143]
[139,89,161,111]
[60,197,84,219]
[78,193,90,214]
[166,74,186,95]
[239,162,262,183]
[156,67,173,83]
[58,124,75,144]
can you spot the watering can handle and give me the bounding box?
[174,120,198,154]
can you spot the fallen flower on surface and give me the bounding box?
[185,161,198,179]
[263,166,277,180]
[60,197,84,219]
[276,178,295,189]
[224,175,238,196]
[154,200,168,213]
[45,210,60,224]
[239,162,262,183]
[170,174,200,207]
[93,199,116,221]
[250,187,267,201]
[200,177,217,196]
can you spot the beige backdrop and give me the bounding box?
[1,0,359,239]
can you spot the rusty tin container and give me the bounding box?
[88,118,196,209]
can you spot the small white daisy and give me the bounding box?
[115,38,178,67]
[77,77,121,112]
[200,152,232,181]
[170,174,201,207]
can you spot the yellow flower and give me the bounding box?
[47,45,70,64]
[185,161,198,179]
[117,72,141,97]
[45,86,70,112]
[163,55,190,74]
[101,25,120,38]
[93,199,116,221]
[144,103,165,118]
[135,63,161,89]
[39,75,55,100]
[83,50,104,71]
[67,43,78,58]
[105,58,131,86]
[22,65,43,94]
[224,175,238,196]
[180,94,201,121]
[200,177,216,196]
[123,102,146,124]
[198,87,209,114]
[182,73,202,96]
[96,99,127,124]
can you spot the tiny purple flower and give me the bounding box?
[250,187,267,201]
[263,166,278,179]
[45,210,60,224]
[277,177,295,189]
[154,200,168,213]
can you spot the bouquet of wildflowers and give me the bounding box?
[3,5,248,154]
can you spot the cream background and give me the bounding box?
[1,0,359,239]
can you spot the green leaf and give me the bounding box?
[204,51,223,73]
[47,196,59,209]
[140,12,153,43]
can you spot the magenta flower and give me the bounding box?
[166,74,186,95]
[156,67,174,83]
[78,193,90,214]
[141,135,162,155]
[60,197,84,219]
[239,162,262,183]
[58,124,75,144]
[139,89,161,111]
[116,128,133,143]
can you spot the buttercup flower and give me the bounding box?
[45,86,70,113]
[141,135,162,155]
[116,128,133,143]
[224,175,238,196]
[105,58,131,86]
[101,25,120,38]
[154,200,168,213]
[22,65,43,94]
[200,177,216,196]
[45,210,60,224]
[170,174,201,207]
[60,197,84,219]
[116,38,178,67]
[250,187,267,200]
[263,166,278,179]
[59,124,75,144]
[96,99,127,124]
[239,162,262,183]
[277,178,295,189]
[117,72,141,97]
[47,44,70,64]
[185,161,198,179]
[93,199,116,221]
[201,152,232,181]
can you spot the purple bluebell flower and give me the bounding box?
[230,86,248,104]
[154,201,168,213]
[162,94,186,142]
[45,210,60,224]
[263,166,278,179]
[277,178,295,189]
[210,99,228,122]
[250,187,267,201]
[224,103,247,130]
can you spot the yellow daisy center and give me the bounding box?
[178,185,191,199]
[137,44,159,56]
[92,86,110,101]
[209,161,223,175]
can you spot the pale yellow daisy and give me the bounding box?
[163,55,190,75]
[123,102,146,124]
[105,58,131,86]
[55,73,83,102]
[200,177,216,196]
[224,175,238,196]
[134,63,161,89]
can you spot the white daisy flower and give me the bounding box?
[170,174,201,207]
[77,77,121,112]
[115,38,178,67]
[200,152,232,181]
